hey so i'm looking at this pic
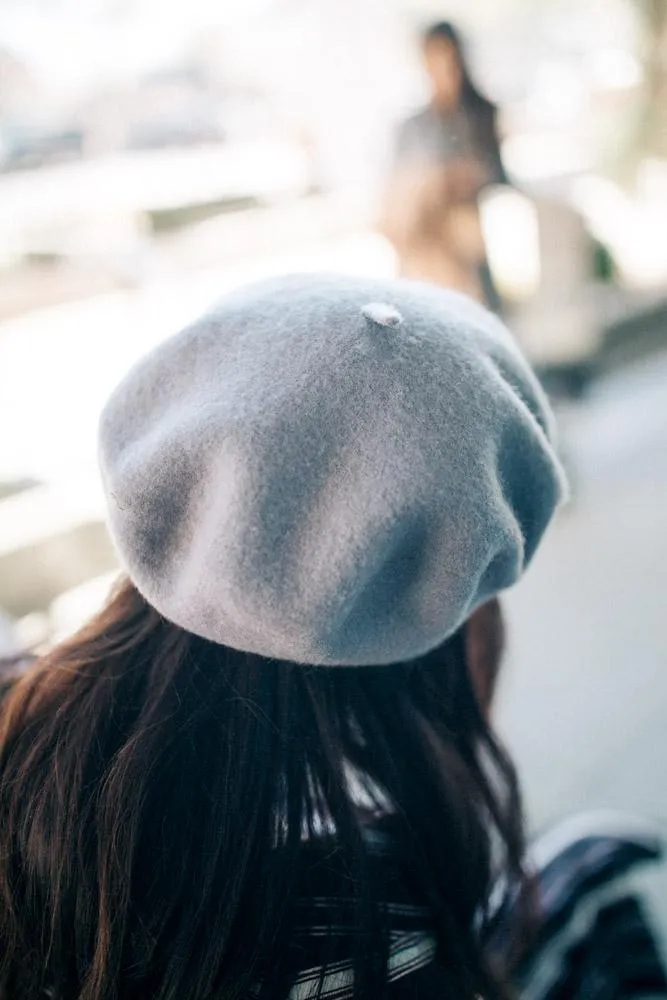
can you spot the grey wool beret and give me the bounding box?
[98,273,567,666]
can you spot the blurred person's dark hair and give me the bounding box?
[0,580,524,1000]
[421,20,496,113]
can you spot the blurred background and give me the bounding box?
[1,0,666,937]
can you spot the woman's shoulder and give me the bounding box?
[486,811,667,999]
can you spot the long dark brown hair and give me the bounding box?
[422,20,496,115]
[0,580,525,1000]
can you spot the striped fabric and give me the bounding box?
[498,813,667,1000]
[287,931,437,1000]
[283,812,667,1000]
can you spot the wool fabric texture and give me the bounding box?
[98,273,567,666]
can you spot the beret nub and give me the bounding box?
[361,302,404,328]
[98,273,567,666]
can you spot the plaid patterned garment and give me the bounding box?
[278,813,667,1000]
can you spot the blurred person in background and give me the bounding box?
[380,21,507,310]
[0,275,663,1000]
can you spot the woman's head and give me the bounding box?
[0,581,520,1000]
[0,275,565,999]
[421,21,490,111]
